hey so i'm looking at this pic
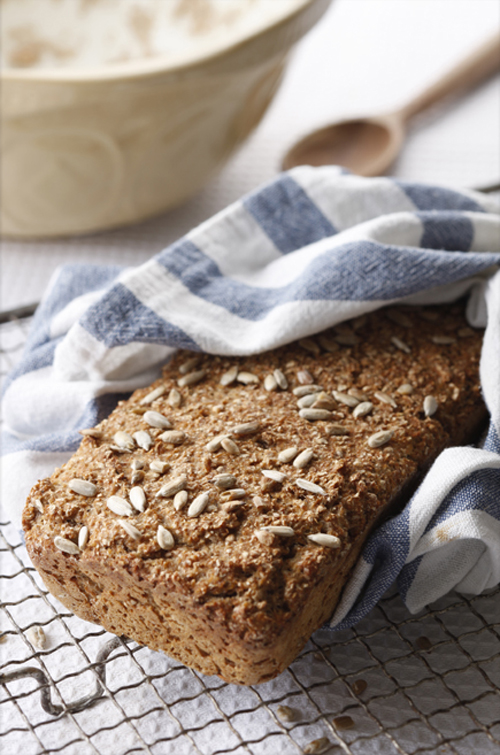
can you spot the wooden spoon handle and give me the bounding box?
[399,31,500,122]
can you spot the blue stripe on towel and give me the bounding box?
[397,181,486,213]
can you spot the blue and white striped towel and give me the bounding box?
[3,166,500,630]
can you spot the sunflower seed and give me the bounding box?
[332,715,355,730]
[140,385,166,405]
[332,391,359,408]
[262,470,287,483]
[293,384,323,397]
[221,501,246,512]
[133,430,153,451]
[374,391,397,408]
[317,335,339,353]
[308,533,341,548]
[299,408,333,421]
[187,492,210,517]
[299,338,321,355]
[255,529,274,545]
[261,525,295,537]
[297,393,319,409]
[231,421,261,436]
[118,520,142,540]
[160,430,186,445]
[352,401,374,418]
[110,445,132,454]
[157,525,175,550]
[296,478,326,494]
[79,428,102,438]
[129,486,146,512]
[397,383,414,394]
[78,525,89,549]
[386,310,413,328]
[113,431,135,450]
[205,434,230,452]
[391,336,411,354]
[423,395,438,417]
[278,447,299,463]
[132,459,144,470]
[221,437,240,455]
[303,737,331,754]
[236,371,259,385]
[431,335,456,345]
[264,374,278,391]
[276,705,297,722]
[326,423,349,436]
[348,387,366,401]
[168,388,182,408]
[144,410,172,429]
[173,490,189,511]
[297,369,314,385]
[367,429,394,448]
[149,460,169,474]
[107,496,134,516]
[179,356,201,374]
[177,369,206,387]
[54,536,80,555]
[157,475,187,498]
[213,474,238,490]
[221,489,246,500]
[33,498,44,513]
[273,369,288,390]
[26,625,47,649]
[335,333,359,346]
[293,448,314,469]
[313,392,337,411]
[68,478,97,497]
[131,470,144,484]
[220,365,239,386]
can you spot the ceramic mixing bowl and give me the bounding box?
[0,0,331,239]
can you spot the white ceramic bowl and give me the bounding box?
[0,0,331,239]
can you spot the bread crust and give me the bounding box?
[23,304,487,684]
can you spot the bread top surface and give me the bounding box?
[23,303,485,643]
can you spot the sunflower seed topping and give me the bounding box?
[273,369,288,390]
[110,445,132,454]
[317,335,339,353]
[278,447,299,463]
[397,383,414,394]
[133,430,153,451]
[297,369,314,385]
[213,473,238,490]
[157,475,187,498]
[118,520,142,540]
[220,365,239,386]
[78,525,89,549]
[221,437,240,455]
[327,423,349,436]
[391,336,411,354]
[299,338,321,355]
[68,479,97,497]
[33,498,44,513]
[353,401,374,418]
[107,496,134,516]
[129,486,146,512]
[167,388,182,408]
[277,705,297,722]
[308,533,341,549]
[293,384,323,397]
[262,469,287,483]
[303,738,331,755]
[113,431,135,450]
[423,395,438,417]
[179,356,201,375]
[299,408,333,421]
[367,429,394,448]
[313,392,337,411]
[231,421,261,436]
[297,393,319,409]
[255,529,274,545]
[149,460,169,474]
[54,536,80,555]
[296,478,325,495]
[178,369,207,387]
[374,391,397,408]
[187,492,210,517]
[236,371,259,385]
[79,428,102,438]
[157,525,175,550]
[261,525,295,537]
[205,434,230,452]
[160,430,186,445]
[293,448,314,469]
[144,410,172,429]
[264,374,278,391]
[140,385,166,405]
[173,490,189,511]
[26,625,47,649]
[221,489,246,500]
[332,391,359,408]
[431,335,456,345]
[348,387,366,401]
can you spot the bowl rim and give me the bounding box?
[0,0,328,83]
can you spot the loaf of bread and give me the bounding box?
[23,302,486,684]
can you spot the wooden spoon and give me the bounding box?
[282,32,500,176]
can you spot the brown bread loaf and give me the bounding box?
[22,302,487,684]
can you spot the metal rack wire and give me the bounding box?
[1,314,500,755]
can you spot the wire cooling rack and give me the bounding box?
[1,314,500,755]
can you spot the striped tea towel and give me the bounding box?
[3,166,500,629]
